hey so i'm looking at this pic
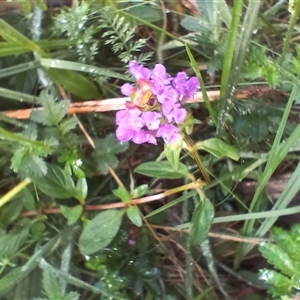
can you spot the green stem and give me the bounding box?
[220,0,244,100]
[0,178,32,209]
[183,132,210,184]
[217,0,261,137]
[279,0,300,65]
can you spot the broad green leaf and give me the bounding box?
[197,138,239,160]
[190,197,214,245]
[93,134,129,175]
[33,164,76,199]
[30,221,46,240]
[0,201,23,228]
[259,243,297,277]
[164,141,182,171]
[126,206,142,227]
[128,4,163,23]
[134,161,189,179]
[61,205,83,225]
[75,177,88,202]
[113,186,131,204]
[79,210,125,255]
[46,69,99,100]
[132,184,149,198]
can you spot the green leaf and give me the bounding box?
[126,206,142,227]
[61,205,83,225]
[74,177,88,202]
[259,243,297,277]
[134,161,189,179]
[41,266,64,300]
[113,186,131,204]
[33,164,76,199]
[132,184,149,198]
[164,141,182,171]
[190,197,214,245]
[41,58,131,82]
[93,134,129,175]
[0,201,23,228]
[0,221,31,258]
[259,269,291,297]
[79,210,125,255]
[30,90,70,126]
[197,138,239,160]
[59,117,78,135]
[0,267,24,295]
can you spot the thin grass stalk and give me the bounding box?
[183,198,193,300]
[186,44,217,125]
[279,0,300,65]
[217,1,262,137]
[255,160,300,237]
[219,0,244,100]
[234,85,300,268]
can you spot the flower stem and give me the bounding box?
[183,132,210,184]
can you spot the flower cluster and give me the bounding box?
[116,61,200,144]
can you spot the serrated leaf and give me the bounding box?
[126,206,142,227]
[259,243,297,277]
[113,186,131,204]
[190,197,214,245]
[33,164,76,199]
[61,205,83,225]
[0,221,31,258]
[19,155,48,178]
[79,210,124,255]
[30,90,70,126]
[42,267,64,300]
[197,138,239,161]
[134,161,189,179]
[11,147,28,173]
[93,134,129,174]
[59,117,78,135]
[259,269,291,297]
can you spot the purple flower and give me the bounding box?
[132,129,157,145]
[142,111,162,130]
[129,60,151,80]
[172,72,200,101]
[157,124,181,144]
[116,61,200,145]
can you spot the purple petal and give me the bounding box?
[172,105,187,124]
[129,60,151,80]
[186,77,200,96]
[142,111,162,130]
[116,126,136,142]
[116,109,145,132]
[157,124,180,144]
[132,130,149,144]
[121,83,135,96]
